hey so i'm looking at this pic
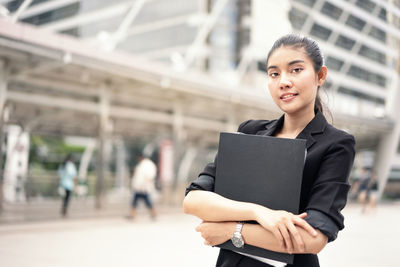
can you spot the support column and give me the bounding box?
[226,107,237,132]
[167,101,185,204]
[175,147,197,204]
[374,73,400,199]
[115,138,127,189]
[0,60,9,212]
[198,0,211,71]
[77,139,95,197]
[96,87,111,209]
[184,0,229,69]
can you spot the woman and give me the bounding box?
[183,34,355,267]
[357,168,378,214]
[129,155,158,220]
[58,154,77,217]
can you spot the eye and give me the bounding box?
[292,67,303,73]
[269,72,279,78]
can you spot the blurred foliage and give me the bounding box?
[26,135,85,198]
[24,134,162,198]
[29,135,84,171]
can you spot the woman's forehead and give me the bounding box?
[268,46,311,66]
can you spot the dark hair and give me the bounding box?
[63,154,74,165]
[266,34,325,114]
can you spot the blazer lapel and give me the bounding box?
[297,131,316,150]
[296,111,327,150]
[255,111,327,150]
[256,114,285,136]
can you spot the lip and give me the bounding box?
[280,93,298,101]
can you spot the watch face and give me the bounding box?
[232,235,244,248]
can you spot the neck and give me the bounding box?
[280,108,316,137]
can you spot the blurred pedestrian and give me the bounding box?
[58,154,77,217]
[129,155,157,220]
[357,168,378,213]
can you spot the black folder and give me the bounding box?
[214,132,306,264]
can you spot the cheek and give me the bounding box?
[296,73,318,92]
[267,81,277,95]
[267,86,276,99]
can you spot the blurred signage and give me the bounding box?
[3,125,29,202]
[159,139,174,186]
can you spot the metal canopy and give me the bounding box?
[0,18,393,147]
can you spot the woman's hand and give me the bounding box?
[195,221,235,246]
[254,207,317,254]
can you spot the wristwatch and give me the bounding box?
[231,222,245,248]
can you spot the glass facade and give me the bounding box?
[378,7,387,21]
[326,56,344,71]
[345,14,366,31]
[355,0,376,12]
[335,35,356,50]
[358,45,386,65]
[369,26,387,43]
[321,2,343,20]
[293,0,316,7]
[6,0,51,12]
[310,23,332,40]
[287,0,397,117]
[289,7,308,30]
[236,0,251,65]
[348,65,387,87]
[208,0,239,71]
[338,86,384,104]
[22,3,80,26]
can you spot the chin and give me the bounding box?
[278,105,299,114]
[279,101,314,115]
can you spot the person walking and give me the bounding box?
[58,154,77,217]
[183,34,355,267]
[129,155,157,220]
[357,168,379,214]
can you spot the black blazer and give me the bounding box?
[186,111,356,267]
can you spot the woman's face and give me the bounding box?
[266,46,327,116]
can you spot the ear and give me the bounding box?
[317,66,328,86]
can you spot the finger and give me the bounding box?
[278,224,293,254]
[272,228,285,250]
[286,221,304,252]
[293,217,317,237]
[298,212,307,219]
[196,223,205,232]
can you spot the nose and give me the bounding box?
[279,74,292,90]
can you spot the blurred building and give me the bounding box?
[1,0,400,204]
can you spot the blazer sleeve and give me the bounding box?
[185,120,253,196]
[305,209,339,242]
[305,134,356,232]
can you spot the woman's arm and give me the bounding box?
[243,223,327,254]
[183,190,259,222]
[196,221,327,254]
[184,190,317,251]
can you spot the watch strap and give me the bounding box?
[236,222,244,234]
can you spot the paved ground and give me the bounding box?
[318,202,400,267]
[0,202,399,267]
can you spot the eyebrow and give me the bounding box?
[267,59,305,71]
